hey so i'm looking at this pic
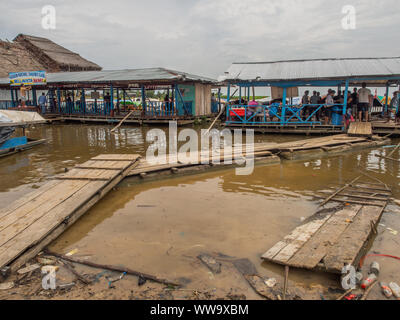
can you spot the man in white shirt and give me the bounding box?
[357,82,372,122]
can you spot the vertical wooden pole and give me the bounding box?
[57,87,61,114]
[110,84,114,116]
[281,87,287,126]
[10,87,14,108]
[141,86,146,116]
[384,83,389,117]
[343,80,349,115]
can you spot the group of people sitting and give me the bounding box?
[229,83,400,125]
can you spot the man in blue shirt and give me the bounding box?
[38,92,47,114]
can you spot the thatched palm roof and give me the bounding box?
[0,40,44,78]
[0,34,102,78]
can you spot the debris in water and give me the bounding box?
[138,274,147,286]
[65,248,79,256]
[197,254,222,274]
[265,278,277,288]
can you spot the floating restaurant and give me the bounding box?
[0,68,219,124]
[220,57,400,134]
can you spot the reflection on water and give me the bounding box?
[1,123,400,299]
[0,124,301,192]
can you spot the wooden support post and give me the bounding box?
[110,84,114,116]
[81,88,86,115]
[283,265,289,300]
[32,87,37,106]
[72,89,75,114]
[343,80,349,116]
[116,88,120,115]
[10,88,14,108]
[141,86,146,115]
[384,83,389,117]
[218,88,221,112]
[57,87,61,114]
[123,89,126,112]
[281,87,287,126]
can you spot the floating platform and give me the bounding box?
[224,123,343,135]
[0,154,140,272]
[126,134,390,179]
[261,178,391,274]
[46,114,196,126]
[225,121,400,137]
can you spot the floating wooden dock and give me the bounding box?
[126,134,390,179]
[0,154,140,272]
[47,114,196,126]
[226,121,400,137]
[261,178,391,274]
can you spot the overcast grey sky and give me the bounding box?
[1,0,399,79]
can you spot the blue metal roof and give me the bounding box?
[0,67,216,86]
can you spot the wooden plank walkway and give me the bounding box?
[261,179,391,274]
[127,134,389,178]
[0,154,140,272]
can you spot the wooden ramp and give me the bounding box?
[348,122,373,137]
[261,179,390,274]
[0,154,140,272]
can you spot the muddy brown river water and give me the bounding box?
[1,124,399,300]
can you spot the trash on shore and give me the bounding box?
[380,282,393,298]
[389,282,400,299]
[17,264,41,275]
[0,281,14,290]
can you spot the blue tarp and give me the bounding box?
[0,136,28,150]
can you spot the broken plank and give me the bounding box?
[262,216,330,264]
[323,205,385,273]
[287,205,362,269]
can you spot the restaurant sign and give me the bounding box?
[9,71,47,86]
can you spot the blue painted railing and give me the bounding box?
[226,103,343,125]
[0,101,16,109]
[146,101,176,117]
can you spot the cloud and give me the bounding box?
[1,0,399,79]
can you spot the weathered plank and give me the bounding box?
[287,205,362,269]
[91,154,140,161]
[348,122,373,137]
[0,154,140,271]
[261,216,330,263]
[323,205,384,273]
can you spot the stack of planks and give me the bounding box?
[0,154,140,272]
[261,179,391,274]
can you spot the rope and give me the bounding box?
[359,254,400,268]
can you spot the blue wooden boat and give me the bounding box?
[0,110,46,158]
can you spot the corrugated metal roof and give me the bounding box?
[219,57,400,84]
[0,67,216,85]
